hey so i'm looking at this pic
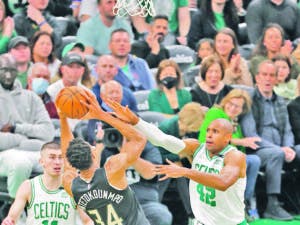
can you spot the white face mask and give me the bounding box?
[32,78,49,95]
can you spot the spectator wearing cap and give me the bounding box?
[56,41,95,88]
[13,0,64,47]
[61,42,85,58]
[47,52,93,130]
[8,36,32,88]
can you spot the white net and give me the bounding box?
[113,0,156,17]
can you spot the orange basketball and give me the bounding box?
[56,86,89,119]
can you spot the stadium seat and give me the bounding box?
[183,65,200,87]
[138,111,166,127]
[231,84,255,94]
[166,45,196,72]
[238,44,255,60]
[150,67,158,79]
[237,22,250,45]
[133,90,150,112]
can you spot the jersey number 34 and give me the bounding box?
[88,204,123,225]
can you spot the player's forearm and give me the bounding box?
[134,118,186,154]
[59,116,74,155]
[183,169,234,191]
[100,112,145,145]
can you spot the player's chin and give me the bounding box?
[205,141,213,149]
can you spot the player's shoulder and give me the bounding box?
[224,146,246,161]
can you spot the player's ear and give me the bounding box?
[224,133,232,144]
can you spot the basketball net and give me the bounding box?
[113,0,156,17]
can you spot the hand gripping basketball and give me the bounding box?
[55,86,90,119]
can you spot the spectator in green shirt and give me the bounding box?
[0,0,16,54]
[148,59,192,117]
[8,36,31,88]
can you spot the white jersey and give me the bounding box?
[190,144,246,225]
[26,175,77,225]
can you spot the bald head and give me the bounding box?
[212,118,234,134]
[96,55,118,83]
[100,80,123,103]
[0,54,18,90]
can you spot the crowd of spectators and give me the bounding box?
[1,0,300,224]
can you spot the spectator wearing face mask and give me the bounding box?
[148,59,191,118]
[27,62,58,119]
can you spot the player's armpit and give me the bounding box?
[181,139,201,157]
[104,154,128,190]
[62,170,78,197]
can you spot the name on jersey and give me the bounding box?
[195,163,220,174]
[33,201,71,220]
[78,189,124,208]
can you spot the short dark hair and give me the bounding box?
[66,138,93,170]
[41,141,60,152]
[153,14,169,22]
[110,28,129,40]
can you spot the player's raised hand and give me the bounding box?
[104,97,139,125]
[154,159,187,181]
[80,90,106,120]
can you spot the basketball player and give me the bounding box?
[58,90,150,225]
[105,99,248,225]
[1,142,93,225]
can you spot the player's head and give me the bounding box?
[40,141,63,177]
[66,138,93,171]
[205,119,233,153]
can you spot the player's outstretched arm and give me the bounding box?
[81,90,147,166]
[155,150,246,191]
[56,109,77,197]
[1,180,30,225]
[105,98,200,156]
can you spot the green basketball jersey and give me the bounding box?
[26,175,76,225]
[190,144,246,225]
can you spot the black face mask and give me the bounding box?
[160,76,178,89]
[0,68,17,90]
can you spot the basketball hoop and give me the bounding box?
[113,0,156,17]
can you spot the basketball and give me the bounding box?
[56,86,89,119]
